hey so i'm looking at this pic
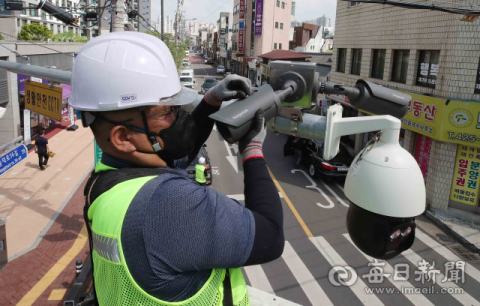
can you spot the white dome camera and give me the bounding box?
[324,103,426,259]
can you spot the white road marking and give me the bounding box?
[282,241,333,306]
[243,265,275,294]
[227,192,284,201]
[64,177,71,180]
[335,182,345,192]
[57,168,63,172]
[291,169,335,209]
[318,179,349,207]
[11,172,17,175]
[402,248,478,305]
[224,140,238,173]
[213,125,217,131]
[309,236,384,306]
[22,197,30,200]
[344,234,434,306]
[416,229,480,284]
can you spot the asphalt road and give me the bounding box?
[188,53,480,306]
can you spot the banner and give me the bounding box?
[413,134,432,184]
[451,145,480,205]
[25,81,63,121]
[254,0,263,35]
[239,0,245,19]
[238,29,244,54]
[23,109,31,145]
[0,145,28,176]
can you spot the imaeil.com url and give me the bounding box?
[365,286,465,295]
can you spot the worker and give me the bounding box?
[195,156,208,185]
[70,32,284,306]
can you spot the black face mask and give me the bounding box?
[93,107,198,164]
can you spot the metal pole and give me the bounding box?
[161,0,164,41]
[112,0,125,32]
[0,61,71,84]
[174,0,180,46]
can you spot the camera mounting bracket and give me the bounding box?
[323,103,402,161]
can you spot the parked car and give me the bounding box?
[186,144,212,185]
[284,137,350,180]
[201,76,218,94]
[217,65,226,74]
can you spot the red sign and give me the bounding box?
[238,29,244,54]
[326,94,352,107]
[239,0,245,19]
[414,133,432,184]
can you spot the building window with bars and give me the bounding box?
[274,43,277,49]
[351,48,362,75]
[371,49,386,80]
[416,50,440,88]
[391,50,410,84]
[337,48,346,73]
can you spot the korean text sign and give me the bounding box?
[0,145,28,176]
[413,134,432,184]
[254,0,263,35]
[239,0,245,19]
[25,81,63,121]
[238,29,244,54]
[451,145,480,205]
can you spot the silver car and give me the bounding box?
[216,65,226,74]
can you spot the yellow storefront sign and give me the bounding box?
[450,145,480,205]
[25,81,63,121]
[399,91,480,148]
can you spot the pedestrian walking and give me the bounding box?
[35,130,50,170]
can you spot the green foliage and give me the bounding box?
[0,33,4,41]
[53,31,88,43]
[145,31,188,71]
[19,23,53,41]
[185,38,191,46]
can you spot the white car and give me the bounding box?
[216,65,226,74]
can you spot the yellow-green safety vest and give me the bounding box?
[195,164,207,184]
[88,161,250,306]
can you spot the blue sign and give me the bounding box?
[239,21,245,30]
[0,144,28,176]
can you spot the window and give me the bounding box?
[291,1,295,15]
[337,48,347,73]
[349,1,362,6]
[277,0,280,7]
[42,11,46,20]
[67,0,71,8]
[371,49,386,79]
[274,43,277,49]
[57,24,61,32]
[280,23,283,29]
[22,19,27,26]
[351,49,362,75]
[275,22,278,29]
[416,50,440,88]
[279,43,282,50]
[17,19,20,27]
[391,50,410,83]
[50,24,53,31]
[29,4,37,16]
[21,2,26,14]
[282,1,285,8]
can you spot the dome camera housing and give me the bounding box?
[344,137,426,259]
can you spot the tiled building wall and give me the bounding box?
[331,0,480,101]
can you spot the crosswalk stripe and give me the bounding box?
[318,180,349,207]
[309,236,384,305]
[402,248,479,305]
[243,265,275,294]
[416,229,480,284]
[227,192,284,201]
[343,234,434,306]
[282,241,333,306]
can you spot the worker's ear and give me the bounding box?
[109,125,138,153]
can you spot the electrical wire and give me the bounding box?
[0,31,75,57]
[342,0,480,15]
[0,43,24,57]
[195,0,231,23]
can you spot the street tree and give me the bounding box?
[145,31,187,71]
[19,24,53,41]
[53,32,88,43]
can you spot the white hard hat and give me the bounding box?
[198,157,206,164]
[70,32,197,112]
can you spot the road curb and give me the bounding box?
[424,210,480,254]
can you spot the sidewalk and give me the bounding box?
[425,207,480,254]
[0,121,94,305]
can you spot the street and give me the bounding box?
[188,53,480,306]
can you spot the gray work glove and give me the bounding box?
[204,74,253,107]
[239,110,267,163]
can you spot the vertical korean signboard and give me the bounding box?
[254,0,263,35]
[451,145,480,205]
[414,134,432,184]
[238,21,244,54]
[239,0,245,19]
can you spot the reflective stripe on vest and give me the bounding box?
[88,161,250,306]
[195,164,206,183]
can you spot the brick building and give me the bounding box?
[330,0,480,214]
[290,23,317,50]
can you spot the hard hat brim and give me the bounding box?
[161,86,199,106]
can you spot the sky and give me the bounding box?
[151,0,337,27]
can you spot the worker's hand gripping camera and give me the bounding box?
[209,61,425,260]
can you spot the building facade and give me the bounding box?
[330,0,480,214]
[217,12,233,67]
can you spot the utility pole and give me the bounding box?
[174,0,180,46]
[161,0,164,41]
[112,0,125,32]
